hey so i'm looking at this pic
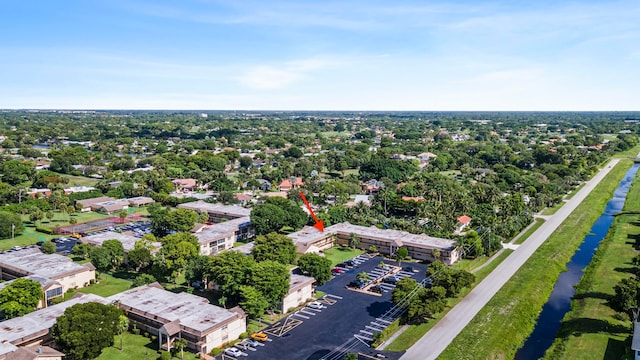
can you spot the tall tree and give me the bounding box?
[40,240,57,254]
[239,285,269,319]
[51,302,122,360]
[0,212,23,239]
[251,260,290,308]
[117,314,129,350]
[0,278,43,319]
[297,253,332,285]
[251,232,297,264]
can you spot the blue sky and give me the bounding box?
[1,0,638,110]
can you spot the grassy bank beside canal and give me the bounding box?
[544,172,640,359]
[437,160,633,360]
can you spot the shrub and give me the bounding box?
[211,348,221,356]
[35,226,54,234]
[160,351,171,360]
[239,332,248,339]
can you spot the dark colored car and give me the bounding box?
[402,266,414,272]
[345,259,356,267]
[370,285,383,294]
[382,276,400,285]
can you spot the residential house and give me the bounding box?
[26,189,51,198]
[455,215,472,234]
[75,196,115,212]
[172,178,198,192]
[278,177,303,192]
[62,186,95,195]
[4,345,63,360]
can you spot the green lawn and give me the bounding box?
[544,172,640,359]
[96,332,199,360]
[77,273,133,297]
[514,218,546,245]
[60,173,101,187]
[437,159,633,360]
[323,246,364,266]
[541,201,565,215]
[0,226,54,250]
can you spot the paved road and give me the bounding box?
[401,159,621,360]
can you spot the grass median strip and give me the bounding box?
[437,160,632,360]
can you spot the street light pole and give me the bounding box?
[11,223,15,240]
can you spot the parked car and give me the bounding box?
[370,285,383,294]
[331,267,344,274]
[382,276,400,285]
[224,347,243,357]
[308,301,325,310]
[345,259,356,267]
[245,339,260,347]
[250,332,269,342]
[11,246,21,251]
[402,266,414,272]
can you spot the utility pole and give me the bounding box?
[11,223,15,240]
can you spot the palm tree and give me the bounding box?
[174,338,188,360]
[118,315,129,350]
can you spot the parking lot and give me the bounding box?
[217,255,428,360]
[81,221,152,239]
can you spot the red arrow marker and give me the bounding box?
[299,191,324,232]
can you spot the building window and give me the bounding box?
[46,287,63,298]
[222,335,228,341]
[222,325,228,331]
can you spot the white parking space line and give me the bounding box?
[376,318,392,324]
[371,322,387,328]
[359,329,374,336]
[293,312,309,319]
[355,334,373,342]
[305,307,323,312]
[299,309,317,316]
[367,325,385,332]
[325,294,343,299]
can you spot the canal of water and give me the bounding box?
[515,163,639,359]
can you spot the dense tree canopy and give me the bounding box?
[0,278,43,319]
[251,232,297,264]
[51,302,123,360]
[297,253,332,285]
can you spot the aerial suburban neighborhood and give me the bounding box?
[0,110,639,360]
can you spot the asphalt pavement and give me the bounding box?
[228,255,428,360]
[401,158,621,360]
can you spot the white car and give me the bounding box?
[308,301,325,310]
[224,347,243,357]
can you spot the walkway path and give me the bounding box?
[400,158,620,360]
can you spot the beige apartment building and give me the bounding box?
[280,274,315,313]
[107,283,247,354]
[288,222,460,265]
[0,249,96,306]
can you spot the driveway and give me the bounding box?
[401,159,620,360]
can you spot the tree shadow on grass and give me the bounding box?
[604,336,631,360]
[555,318,630,340]
[626,233,640,250]
[573,291,611,301]
[614,267,638,275]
